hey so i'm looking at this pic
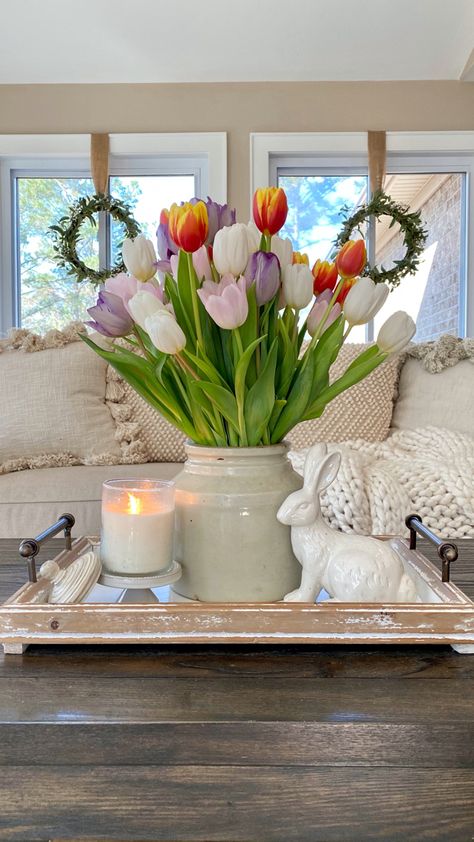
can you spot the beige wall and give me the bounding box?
[0,82,473,219]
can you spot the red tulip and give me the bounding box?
[336,277,358,305]
[312,259,338,295]
[252,187,288,236]
[168,201,209,253]
[335,239,367,279]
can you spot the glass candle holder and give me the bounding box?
[100,479,175,577]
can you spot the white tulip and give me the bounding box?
[213,223,257,276]
[128,291,166,331]
[282,264,313,309]
[145,311,186,355]
[122,235,157,282]
[270,234,293,268]
[343,277,389,326]
[376,311,416,354]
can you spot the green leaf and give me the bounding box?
[308,315,344,405]
[303,352,388,421]
[176,250,197,341]
[276,317,297,398]
[190,381,240,435]
[271,350,315,443]
[234,336,266,408]
[244,339,278,446]
[182,349,228,387]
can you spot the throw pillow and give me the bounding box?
[287,344,402,448]
[391,335,474,437]
[0,323,147,475]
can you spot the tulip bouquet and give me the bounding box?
[82,188,415,447]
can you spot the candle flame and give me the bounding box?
[127,492,142,515]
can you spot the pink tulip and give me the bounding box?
[197,274,248,330]
[307,298,342,337]
[105,273,164,315]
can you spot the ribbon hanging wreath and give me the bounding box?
[50,134,141,286]
[335,131,427,289]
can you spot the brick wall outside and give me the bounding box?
[376,174,462,341]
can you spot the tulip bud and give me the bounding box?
[312,259,338,295]
[270,234,293,268]
[128,291,167,331]
[343,277,389,326]
[86,291,133,338]
[253,187,288,236]
[376,311,416,354]
[122,235,157,283]
[307,299,342,337]
[169,201,209,253]
[281,264,313,310]
[213,223,257,277]
[245,251,281,305]
[197,275,248,330]
[335,239,367,279]
[144,311,186,355]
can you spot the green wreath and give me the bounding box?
[335,190,427,288]
[50,193,141,285]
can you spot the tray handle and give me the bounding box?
[19,513,75,583]
[405,514,458,583]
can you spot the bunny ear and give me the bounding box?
[315,451,341,493]
[303,443,328,492]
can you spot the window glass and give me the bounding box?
[277,173,368,341]
[16,177,98,331]
[109,174,195,265]
[373,173,463,341]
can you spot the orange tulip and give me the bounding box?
[336,277,358,305]
[168,201,209,253]
[253,187,288,236]
[335,239,367,279]
[292,251,309,265]
[312,259,338,295]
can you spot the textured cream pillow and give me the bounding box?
[0,324,147,475]
[391,336,474,437]
[106,366,186,463]
[287,344,401,448]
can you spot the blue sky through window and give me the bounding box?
[278,174,367,266]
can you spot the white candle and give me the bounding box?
[100,480,175,576]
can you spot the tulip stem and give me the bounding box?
[343,324,352,342]
[187,251,204,351]
[233,328,248,446]
[132,328,157,365]
[176,353,199,380]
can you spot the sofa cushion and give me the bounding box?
[391,336,474,437]
[0,462,181,538]
[0,324,148,476]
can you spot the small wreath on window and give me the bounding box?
[335,190,427,289]
[50,193,141,285]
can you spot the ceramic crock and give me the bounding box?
[172,442,302,602]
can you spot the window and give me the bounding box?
[0,133,227,335]
[255,132,474,339]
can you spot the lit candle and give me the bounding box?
[100,479,175,576]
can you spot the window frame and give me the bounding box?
[0,132,227,334]
[252,131,474,338]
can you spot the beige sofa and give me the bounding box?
[0,328,472,539]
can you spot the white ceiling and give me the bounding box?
[0,0,473,85]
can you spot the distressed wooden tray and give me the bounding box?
[1,520,473,654]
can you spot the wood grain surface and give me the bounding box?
[0,538,473,841]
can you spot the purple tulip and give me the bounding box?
[156,209,178,261]
[191,196,236,244]
[86,291,134,337]
[245,250,281,306]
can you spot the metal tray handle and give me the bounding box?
[405,514,458,582]
[19,513,75,583]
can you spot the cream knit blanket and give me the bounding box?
[289,427,474,539]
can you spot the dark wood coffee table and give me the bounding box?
[0,537,473,841]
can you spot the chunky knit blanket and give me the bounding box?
[289,427,474,539]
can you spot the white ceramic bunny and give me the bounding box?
[277,443,417,603]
